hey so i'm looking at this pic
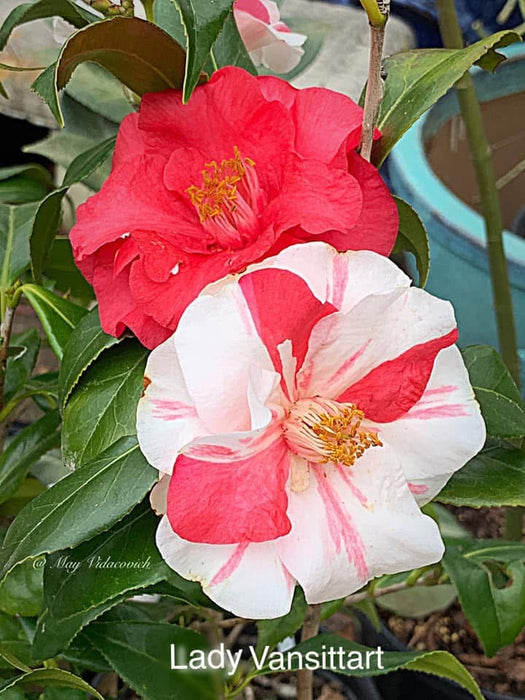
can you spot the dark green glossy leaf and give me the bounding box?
[33,17,186,127]
[0,612,32,671]
[84,616,218,700]
[0,437,156,583]
[392,195,430,287]
[0,411,60,505]
[462,345,523,404]
[255,633,482,699]
[62,340,147,467]
[21,284,87,360]
[211,11,256,74]
[438,444,525,507]
[59,307,121,408]
[30,188,67,284]
[4,328,40,403]
[0,202,39,288]
[256,588,306,655]
[0,165,51,205]
[62,136,116,187]
[44,238,95,299]
[172,0,234,101]
[154,0,185,45]
[444,542,525,655]
[0,558,43,618]
[0,668,102,699]
[33,504,171,659]
[373,31,521,165]
[0,0,95,52]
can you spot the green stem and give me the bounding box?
[436,0,523,540]
[359,0,388,28]
[141,0,155,22]
[296,603,322,700]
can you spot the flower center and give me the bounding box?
[283,397,382,467]
[186,146,260,249]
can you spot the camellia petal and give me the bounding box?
[71,68,398,349]
[137,242,484,618]
[156,516,295,618]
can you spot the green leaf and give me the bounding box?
[0,437,156,583]
[377,584,456,618]
[460,345,525,438]
[58,307,122,407]
[0,165,51,205]
[62,136,116,187]
[373,31,522,165]
[255,633,483,699]
[84,616,218,700]
[30,189,67,284]
[62,340,147,468]
[210,12,256,74]
[171,0,234,101]
[21,284,87,360]
[473,388,525,438]
[154,0,186,45]
[0,558,43,618]
[33,504,171,659]
[60,633,112,672]
[44,238,95,299]
[4,328,40,403]
[443,542,525,655]
[257,588,306,655]
[0,668,103,700]
[33,17,187,127]
[437,444,525,507]
[0,411,60,505]
[64,63,134,125]
[462,345,523,404]
[392,196,430,287]
[0,0,96,52]
[0,613,32,671]
[0,203,39,289]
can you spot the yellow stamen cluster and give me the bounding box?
[186,146,255,222]
[310,404,383,467]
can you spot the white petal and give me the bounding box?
[156,516,295,618]
[137,336,208,474]
[298,286,456,399]
[379,345,486,503]
[277,445,444,604]
[174,283,274,434]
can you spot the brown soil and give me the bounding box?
[379,506,525,697]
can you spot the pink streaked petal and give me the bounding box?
[298,286,456,400]
[339,328,459,422]
[378,346,486,504]
[156,516,295,618]
[173,283,274,434]
[137,336,208,474]
[277,445,444,604]
[167,437,291,544]
[239,268,336,377]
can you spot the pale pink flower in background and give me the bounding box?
[234,0,307,73]
[137,242,485,619]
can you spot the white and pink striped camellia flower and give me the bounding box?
[234,0,307,74]
[137,242,485,619]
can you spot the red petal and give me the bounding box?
[339,329,459,423]
[167,438,291,544]
[239,268,335,376]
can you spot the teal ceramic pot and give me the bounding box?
[388,44,525,385]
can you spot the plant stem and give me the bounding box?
[359,23,386,161]
[0,304,15,453]
[141,0,155,22]
[296,603,322,700]
[436,0,523,540]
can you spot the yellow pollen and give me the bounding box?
[186,146,255,223]
[310,405,383,467]
[284,398,383,468]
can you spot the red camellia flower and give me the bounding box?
[71,67,398,349]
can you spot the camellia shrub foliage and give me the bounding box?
[0,0,524,698]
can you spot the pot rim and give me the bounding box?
[388,43,525,290]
